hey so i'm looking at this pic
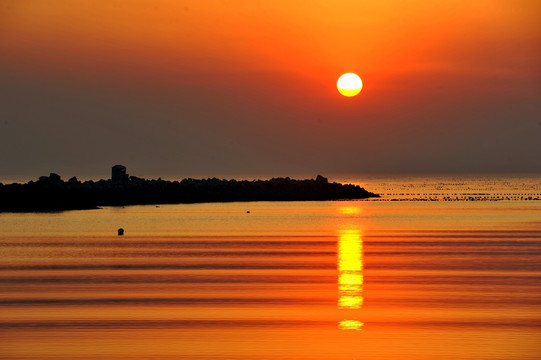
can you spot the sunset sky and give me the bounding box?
[1,0,540,180]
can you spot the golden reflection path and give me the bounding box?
[338,229,364,330]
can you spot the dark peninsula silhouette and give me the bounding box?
[0,166,378,212]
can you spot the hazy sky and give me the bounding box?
[1,0,540,180]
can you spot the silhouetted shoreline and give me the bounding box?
[0,174,378,213]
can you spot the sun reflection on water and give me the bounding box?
[338,229,363,309]
[338,206,361,215]
[338,319,364,331]
[338,229,363,330]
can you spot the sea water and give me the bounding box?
[1,175,540,359]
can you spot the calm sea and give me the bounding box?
[1,175,540,359]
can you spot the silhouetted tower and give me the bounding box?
[112,165,129,184]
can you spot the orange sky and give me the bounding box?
[1,1,540,178]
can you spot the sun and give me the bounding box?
[337,73,363,97]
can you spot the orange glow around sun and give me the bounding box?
[337,73,363,97]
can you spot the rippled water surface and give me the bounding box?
[1,176,540,359]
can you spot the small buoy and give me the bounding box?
[118,228,124,236]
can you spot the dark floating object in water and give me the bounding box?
[118,228,124,236]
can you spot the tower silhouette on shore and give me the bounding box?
[112,165,129,184]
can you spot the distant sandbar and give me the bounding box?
[0,173,378,213]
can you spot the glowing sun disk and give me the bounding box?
[337,73,363,97]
